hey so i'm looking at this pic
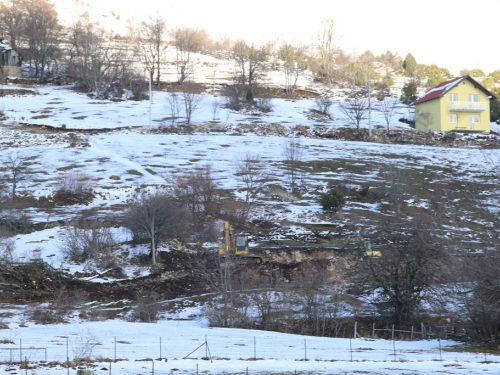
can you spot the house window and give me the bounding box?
[450,93,458,102]
[469,94,480,102]
[450,114,458,123]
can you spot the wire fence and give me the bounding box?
[0,325,475,366]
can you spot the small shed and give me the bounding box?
[0,38,22,77]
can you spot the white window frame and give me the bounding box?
[450,114,458,123]
[450,93,458,102]
[469,94,480,102]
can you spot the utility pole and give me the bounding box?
[149,69,153,132]
[368,79,372,137]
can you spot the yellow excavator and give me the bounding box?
[342,235,382,259]
[219,221,262,263]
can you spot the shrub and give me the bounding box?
[0,236,15,263]
[320,188,345,213]
[53,172,94,205]
[314,96,335,117]
[221,84,245,111]
[255,96,273,112]
[60,223,116,264]
[359,183,370,197]
[28,307,65,324]
[128,289,161,323]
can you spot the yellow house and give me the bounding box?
[412,75,497,133]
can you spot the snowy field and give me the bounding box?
[1,317,500,374]
[0,82,405,130]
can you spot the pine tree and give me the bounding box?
[403,53,418,78]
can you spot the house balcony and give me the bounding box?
[448,101,487,112]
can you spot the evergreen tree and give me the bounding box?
[400,80,418,105]
[402,53,418,78]
[490,99,500,124]
[425,64,451,89]
[320,189,345,213]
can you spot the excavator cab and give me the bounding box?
[235,234,249,255]
[342,235,382,259]
[362,239,381,259]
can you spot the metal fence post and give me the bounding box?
[349,338,353,362]
[304,339,307,361]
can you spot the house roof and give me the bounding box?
[412,75,497,105]
[0,39,12,52]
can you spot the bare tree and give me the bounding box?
[339,96,368,129]
[0,0,25,51]
[172,164,218,221]
[1,152,31,199]
[211,99,221,121]
[355,215,446,327]
[377,96,398,134]
[313,95,335,118]
[279,42,308,95]
[128,288,162,323]
[136,14,167,86]
[451,156,500,343]
[67,18,109,95]
[232,40,268,89]
[315,19,340,85]
[124,191,189,265]
[171,27,208,84]
[165,92,181,125]
[60,221,116,266]
[357,51,377,136]
[459,255,500,343]
[66,14,136,99]
[0,70,5,97]
[282,138,305,194]
[382,164,411,217]
[180,82,204,126]
[0,235,15,264]
[22,0,61,81]
[234,153,269,218]
[197,250,251,327]
[415,108,434,132]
